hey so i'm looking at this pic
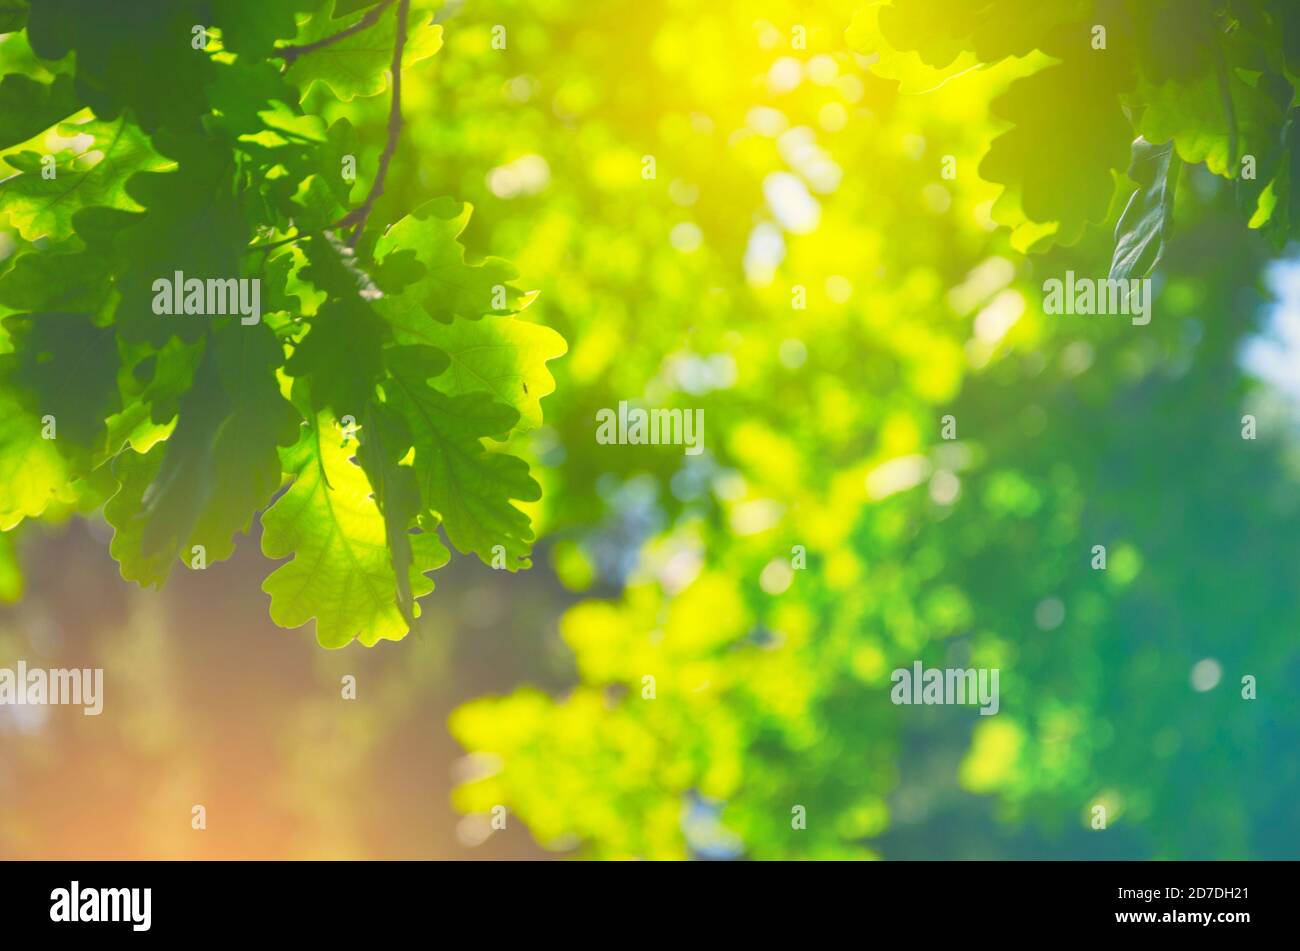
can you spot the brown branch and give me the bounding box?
[274,0,396,67]
[338,0,410,248]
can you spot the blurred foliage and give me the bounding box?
[432,0,1300,859]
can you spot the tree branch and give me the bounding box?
[338,0,410,248]
[274,0,396,67]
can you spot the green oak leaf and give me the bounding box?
[847,2,978,95]
[259,245,313,318]
[980,60,1133,241]
[206,60,304,139]
[875,0,977,69]
[386,314,566,431]
[878,0,1088,68]
[322,117,358,204]
[106,131,248,346]
[188,324,302,562]
[1136,65,1287,178]
[374,197,535,325]
[0,311,120,456]
[297,227,380,299]
[1132,0,1216,85]
[0,245,113,314]
[356,398,426,626]
[0,390,71,530]
[0,1,29,35]
[1250,112,1300,246]
[1233,73,1294,226]
[261,408,449,648]
[0,117,168,242]
[385,345,541,568]
[108,323,299,582]
[115,342,227,582]
[1110,138,1181,282]
[0,73,79,152]
[102,337,201,458]
[285,230,389,413]
[289,173,346,232]
[285,2,443,101]
[104,442,172,586]
[1279,1,1300,76]
[0,526,22,602]
[25,0,214,133]
[211,0,322,60]
[284,298,386,416]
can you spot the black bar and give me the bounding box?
[0,859,1285,937]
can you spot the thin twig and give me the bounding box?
[274,0,396,67]
[338,0,410,248]
[263,124,325,145]
[243,230,316,257]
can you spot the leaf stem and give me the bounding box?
[274,0,397,67]
[243,230,316,257]
[338,0,410,248]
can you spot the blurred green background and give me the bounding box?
[2,0,1299,859]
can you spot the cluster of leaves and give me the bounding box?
[849,0,1300,275]
[0,0,564,646]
